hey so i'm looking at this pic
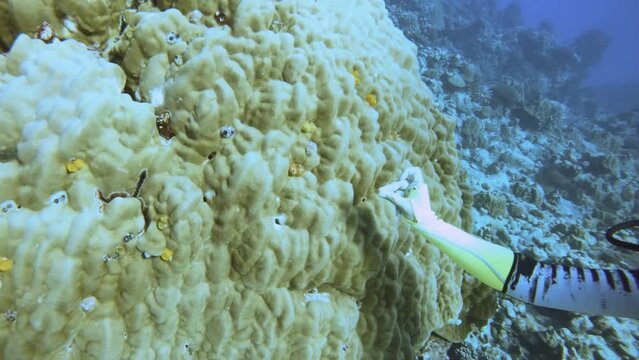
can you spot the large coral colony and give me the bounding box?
[0,1,488,359]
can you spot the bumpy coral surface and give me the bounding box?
[0,1,493,359]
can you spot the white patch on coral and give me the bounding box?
[0,200,19,213]
[305,141,317,157]
[165,32,180,45]
[134,87,142,102]
[203,190,216,202]
[150,86,165,107]
[304,290,330,303]
[80,296,97,312]
[48,191,68,206]
[273,214,287,229]
[188,10,203,24]
[63,18,78,33]
[160,137,174,146]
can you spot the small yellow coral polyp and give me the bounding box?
[160,248,173,262]
[65,158,85,173]
[301,121,317,134]
[365,93,378,107]
[351,69,361,86]
[0,257,13,272]
[156,215,170,231]
[288,163,304,177]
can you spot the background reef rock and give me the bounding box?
[383,1,639,358]
[0,0,493,359]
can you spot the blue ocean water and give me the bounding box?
[495,0,639,113]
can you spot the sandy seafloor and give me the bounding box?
[386,1,639,359]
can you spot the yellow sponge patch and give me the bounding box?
[0,257,12,272]
[65,158,85,173]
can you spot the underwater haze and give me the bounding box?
[497,0,639,113]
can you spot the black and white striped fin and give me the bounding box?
[503,254,639,319]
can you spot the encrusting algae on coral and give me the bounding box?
[0,257,13,272]
[351,69,361,86]
[65,158,85,173]
[288,163,305,177]
[156,215,170,231]
[160,248,173,262]
[301,121,317,134]
[365,92,378,107]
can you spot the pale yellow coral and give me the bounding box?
[0,1,491,359]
